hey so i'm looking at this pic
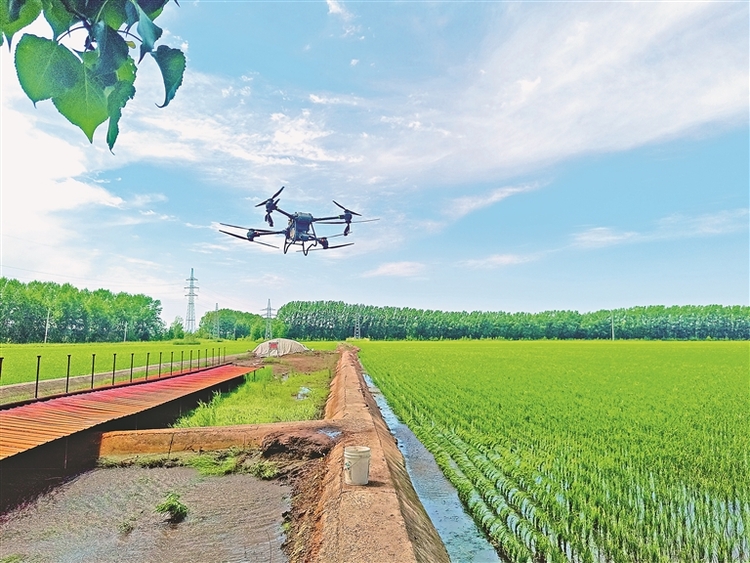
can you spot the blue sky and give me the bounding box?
[1,1,748,325]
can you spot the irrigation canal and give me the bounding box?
[363,373,500,563]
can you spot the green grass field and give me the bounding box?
[0,340,259,386]
[359,340,749,562]
[173,366,332,427]
[0,339,338,387]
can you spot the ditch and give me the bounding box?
[363,373,500,563]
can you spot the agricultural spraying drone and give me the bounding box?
[219,187,378,255]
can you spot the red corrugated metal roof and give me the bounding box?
[0,364,252,460]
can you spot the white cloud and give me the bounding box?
[656,209,749,238]
[463,253,538,269]
[363,261,426,278]
[572,227,640,249]
[449,184,539,218]
[360,3,748,183]
[326,0,346,16]
[571,209,749,249]
[309,94,359,106]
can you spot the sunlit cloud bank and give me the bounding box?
[65,2,747,196]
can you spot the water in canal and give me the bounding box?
[363,373,500,563]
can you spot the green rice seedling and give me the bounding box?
[360,340,749,562]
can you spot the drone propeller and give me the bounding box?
[332,200,361,217]
[332,201,364,235]
[255,186,284,208]
[255,186,285,227]
[219,229,279,249]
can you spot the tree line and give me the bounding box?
[0,278,164,343]
[196,308,287,340]
[278,301,750,341]
[0,278,289,344]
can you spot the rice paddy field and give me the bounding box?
[359,340,749,563]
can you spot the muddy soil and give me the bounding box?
[240,351,339,378]
[0,466,292,563]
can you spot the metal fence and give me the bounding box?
[0,347,229,406]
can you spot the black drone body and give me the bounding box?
[219,187,377,255]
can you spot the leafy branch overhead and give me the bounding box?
[2,0,185,149]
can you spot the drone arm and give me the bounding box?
[312,214,343,222]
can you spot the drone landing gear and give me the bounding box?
[283,240,292,254]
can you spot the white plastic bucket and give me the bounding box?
[343,446,371,485]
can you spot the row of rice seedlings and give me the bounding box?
[361,341,749,563]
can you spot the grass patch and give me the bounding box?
[172,366,332,427]
[154,492,188,523]
[100,448,281,481]
[248,459,279,480]
[118,516,138,534]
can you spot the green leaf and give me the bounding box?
[115,54,136,82]
[106,77,135,150]
[1,0,41,45]
[128,0,161,61]
[14,34,79,102]
[40,0,75,39]
[136,0,168,20]
[9,0,24,21]
[80,48,98,68]
[52,65,108,142]
[99,0,127,29]
[91,21,128,85]
[151,44,184,107]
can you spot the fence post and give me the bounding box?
[224,347,226,363]
[145,352,150,380]
[181,351,184,373]
[170,351,174,376]
[212,347,214,366]
[205,348,208,367]
[65,354,71,393]
[158,352,163,378]
[35,355,41,398]
[112,353,117,386]
[189,350,193,371]
[198,349,201,369]
[130,353,134,383]
[0,356,3,383]
[90,354,96,389]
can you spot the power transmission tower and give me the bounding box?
[262,299,276,340]
[214,303,220,339]
[353,308,361,339]
[184,268,199,333]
